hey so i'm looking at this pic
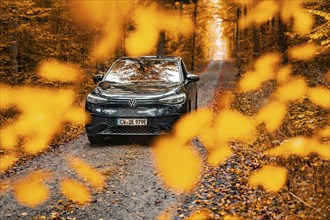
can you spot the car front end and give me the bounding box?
[85,90,188,137]
[85,56,198,144]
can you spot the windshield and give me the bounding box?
[104,59,181,84]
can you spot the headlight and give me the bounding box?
[86,93,107,104]
[159,93,186,104]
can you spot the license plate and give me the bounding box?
[117,118,148,126]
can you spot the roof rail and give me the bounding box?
[140,55,181,60]
[113,55,182,61]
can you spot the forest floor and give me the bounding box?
[174,61,329,220]
[1,60,329,220]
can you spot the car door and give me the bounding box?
[180,60,197,110]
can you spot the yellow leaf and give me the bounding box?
[239,53,280,92]
[68,157,106,189]
[173,108,213,141]
[200,127,217,151]
[207,144,232,167]
[256,101,287,132]
[64,109,89,125]
[313,144,330,160]
[214,110,255,143]
[281,0,302,23]
[126,6,192,57]
[249,165,287,192]
[276,78,307,103]
[0,154,18,173]
[239,71,263,92]
[276,65,292,84]
[60,179,91,204]
[152,136,201,192]
[0,86,85,155]
[38,60,81,82]
[254,53,281,80]
[0,128,17,150]
[307,87,330,109]
[293,11,314,35]
[265,137,328,159]
[14,171,50,207]
[239,1,279,28]
[267,137,310,157]
[288,43,318,61]
[281,0,313,35]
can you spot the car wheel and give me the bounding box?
[87,135,105,144]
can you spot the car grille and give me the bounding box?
[106,126,161,134]
[87,115,180,135]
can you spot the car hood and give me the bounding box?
[96,81,182,98]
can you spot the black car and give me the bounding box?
[85,56,199,144]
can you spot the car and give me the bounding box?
[85,56,199,144]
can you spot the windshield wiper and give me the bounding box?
[103,81,118,84]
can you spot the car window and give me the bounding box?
[104,59,181,84]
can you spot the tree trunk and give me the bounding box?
[157,31,166,56]
[191,2,198,71]
[178,0,183,47]
[236,8,241,70]
[278,14,288,64]
[9,23,18,73]
[252,23,260,60]
[156,0,166,56]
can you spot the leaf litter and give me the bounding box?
[171,61,329,219]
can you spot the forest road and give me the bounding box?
[0,60,228,220]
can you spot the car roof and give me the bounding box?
[115,56,182,62]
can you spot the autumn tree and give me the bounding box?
[220,0,329,76]
[0,0,97,85]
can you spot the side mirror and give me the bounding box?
[93,74,103,83]
[186,74,199,82]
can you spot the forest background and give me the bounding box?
[1,0,329,88]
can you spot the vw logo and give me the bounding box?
[128,98,137,107]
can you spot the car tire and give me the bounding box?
[87,135,105,144]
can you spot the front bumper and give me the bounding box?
[85,96,188,136]
[86,114,180,136]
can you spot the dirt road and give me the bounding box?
[0,61,227,220]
